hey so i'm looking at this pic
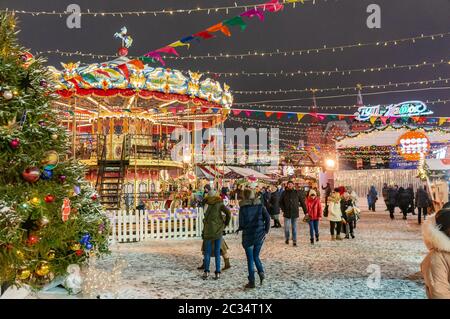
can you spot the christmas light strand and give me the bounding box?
[2,0,310,17]
[34,32,450,61]
[234,77,450,94]
[203,59,450,78]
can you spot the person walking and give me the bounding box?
[347,186,359,229]
[341,192,356,239]
[298,186,308,216]
[407,184,416,215]
[382,183,389,211]
[416,186,432,225]
[201,189,231,280]
[397,187,412,220]
[421,204,450,298]
[280,181,301,246]
[237,189,271,289]
[306,189,322,244]
[328,190,343,240]
[322,182,332,206]
[387,185,398,220]
[367,185,378,212]
[268,185,282,228]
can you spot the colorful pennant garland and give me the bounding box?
[141,0,286,66]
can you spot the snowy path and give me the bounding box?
[33,210,428,299]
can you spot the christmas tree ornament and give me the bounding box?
[73,185,81,195]
[27,235,39,245]
[40,216,50,226]
[2,90,13,100]
[35,261,50,276]
[17,267,31,280]
[47,250,56,260]
[39,79,48,88]
[91,194,98,201]
[30,197,41,206]
[44,194,55,203]
[38,120,46,127]
[71,243,81,251]
[41,150,59,170]
[9,138,20,149]
[61,197,71,222]
[59,175,66,182]
[41,169,53,180]
[118,46,128,57]
[16,250,25,259]
[22,167,40,183]
[75,249,84,256]
[51,134,58,140]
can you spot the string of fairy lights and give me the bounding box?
[2,0,312,17]
[234,77,450,94]
[34,31,450,62]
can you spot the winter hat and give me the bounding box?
[436,209,450,236]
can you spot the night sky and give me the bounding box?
[1,0,449,122]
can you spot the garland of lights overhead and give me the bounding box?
[35,32,450,61]
[234,77,450,95]
[2,0,310,17]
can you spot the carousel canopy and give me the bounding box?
[49,58,232,127]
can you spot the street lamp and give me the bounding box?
[325,158,336,170]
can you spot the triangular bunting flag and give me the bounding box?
[211,108,219,113]
[380,117,388,125]
[169,40,190,49]
[439,118,447,126]
[287,113,295,119]
[240,8,265,21]
[265,112,273,118]
[223,16,247,31]
[155,46,180,56]
[244,111,252,117]
[297,114,305,122]
[338,115,345,120]
[276,112,283,120]
[169,107,177,115]
[370,116,377,124]
[232,109,242,116]
[193,31,215,39]
[201,107,209,113]
[207,23,232,37]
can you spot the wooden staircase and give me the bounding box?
[96,135,131,210]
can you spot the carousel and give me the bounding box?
[49,50,232,211]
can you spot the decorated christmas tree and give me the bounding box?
[0,12,109,292]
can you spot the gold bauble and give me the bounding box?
[47,250,56,260]
[51,134,58,140]
[35,261,50,276]
[30,197,40,206]
[16,250,25,259]
[71,243,81,251]
[17,267,31,280]
[42,151,59,166]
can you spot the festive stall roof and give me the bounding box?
[426,159,450,171]
[336,125,450,148]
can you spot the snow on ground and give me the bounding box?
[31,209,428,299]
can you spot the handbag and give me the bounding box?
[302,214,311,223]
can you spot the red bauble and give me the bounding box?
[59,175,66,183]
[118,46,128,57]
[91,194,97,201]
[9,138,20,149]
[75,249,84,256]
[44,194,55,203]
[22,167,40,183]
[27,235,39,246]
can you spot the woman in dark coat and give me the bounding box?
[238,189,271,289]
[387,185,398,220]
[268,185,282,228]
[416,186,432,224]
[341,192,356,239]
[397,187,412,220]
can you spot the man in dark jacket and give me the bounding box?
[238,189,271,289]
[416,186,432,225]
[280,181,301,246]
[397,187,412,220]
[386,185,398,220]
[407,184,416,215]
[298,187,308,216]
[268,185,282,228]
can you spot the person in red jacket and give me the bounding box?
[306,190,322,244]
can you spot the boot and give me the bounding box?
[310,238,314,245]
[351,233,355,239]
[258,272,265,285]
[202,271,209,280]
[197,260,205,270]
[245,281,256,289]
[336,235,343,240]
[331,235,336,241]
[277,220,282,228]
[344,234,349,239]
[214,271,220,280]
[285,239,289,245]
[222,258,231,271]
[293,241,297,247]
[315,235,319,242]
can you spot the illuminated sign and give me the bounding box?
[354,101,433,121]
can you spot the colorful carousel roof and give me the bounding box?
[49,57,232,127]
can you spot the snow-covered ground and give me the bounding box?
[30,209,428,299]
